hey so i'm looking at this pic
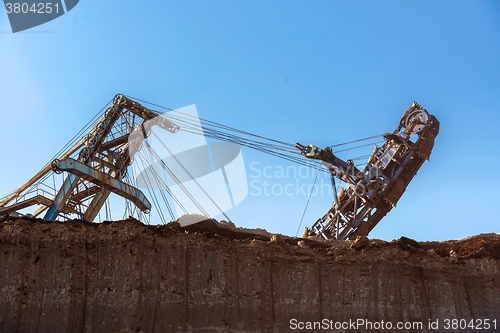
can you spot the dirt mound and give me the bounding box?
[420,234,500,259]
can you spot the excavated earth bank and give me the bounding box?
[0,217,499,333]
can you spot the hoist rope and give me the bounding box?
[1,94,388,226]
[125,95,385,173]
[296,163,322,237]
[150,130,231,222]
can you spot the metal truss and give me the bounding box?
[297,102,440,240]
[0,95,179,222]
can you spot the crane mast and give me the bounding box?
[0,94,179,221]
[297,102,439,240]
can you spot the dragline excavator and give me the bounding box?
[296,102,439,240]
[0,95,438,242]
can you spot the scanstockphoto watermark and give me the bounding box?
[128,104,248,226]
[248,161,334,197]
[290,318,498,331]
[289,318,423,331]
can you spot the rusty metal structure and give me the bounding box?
[0,95,438,241]
[297,102,439,240]
[0,95,179,221]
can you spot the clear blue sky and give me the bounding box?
[1,1,499,241]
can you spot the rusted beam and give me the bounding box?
[0,195,53,216]
[53,158,151,213]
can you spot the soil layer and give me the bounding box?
[0,217,498,332]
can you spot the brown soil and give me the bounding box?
[0,216,499,332]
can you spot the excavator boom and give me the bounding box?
[297,102,439,240]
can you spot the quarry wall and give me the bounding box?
[0,218,498,332]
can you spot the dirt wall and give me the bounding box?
[0,217,499,332]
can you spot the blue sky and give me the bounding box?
[1,1,499,241]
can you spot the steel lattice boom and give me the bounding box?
[297,102,439,240]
